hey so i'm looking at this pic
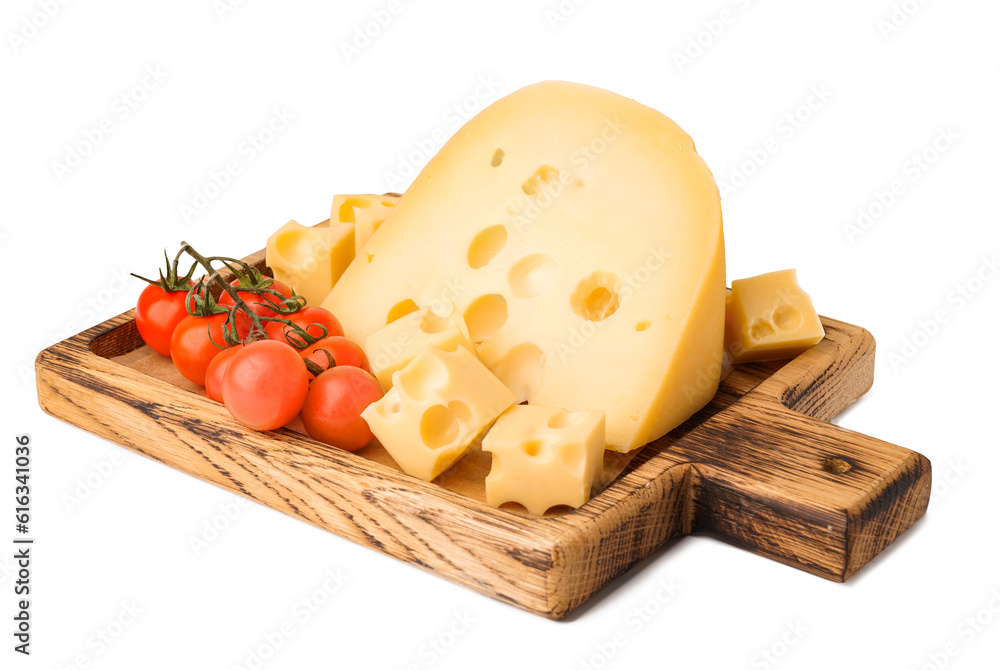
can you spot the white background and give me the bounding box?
[2,0,998,668]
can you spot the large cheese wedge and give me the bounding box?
[325,81,725,452]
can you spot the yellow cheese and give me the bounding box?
[365,300,475,391]
[361,345,516,481]
[265,219,355,307]
[724,269,825,364]
[330,193,400,255]
[482,405,605,515]
[324,81,725,452]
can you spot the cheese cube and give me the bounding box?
[265,219,355,307]
[725,269,825,364]
[483,405,605,515]
[361,346,516,481]
[323,81,726,452]
[365,301,475,391]
[330,193,400,255]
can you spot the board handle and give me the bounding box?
[684,397,931,581]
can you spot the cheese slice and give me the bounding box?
[361,345,516,481]
[325,81,725,452]
[483,405,605,515]
[265,219,355,307]
[725,269,825,364]
[365,300,474,391]
[330,193,400,255]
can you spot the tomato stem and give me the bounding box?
[176,242,321,349]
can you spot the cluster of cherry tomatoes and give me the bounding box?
[134,270,383,452]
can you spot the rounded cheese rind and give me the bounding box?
[324,80,724,451]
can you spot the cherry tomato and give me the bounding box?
[204,345,245,403]
[170,312,248,386]
[299,336,370,375]
[135,283,196,356]
[217,278,294,318]
[301,366,383,451]
[264,307,344,348]
[222,340,309,431]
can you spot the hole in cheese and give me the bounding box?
[571,271,622,322]
[420,404,461,449]
[464,294,508,342]
[772,305,803,331]
[274,229,322,266]
[749,318,775,341]
[507,253,558,299]
[387,299,419,324]
[491,148,505,167]
[546,410,570,429]
[586,288,618,320]
[521,165,560,196]
[520,439,543,457]
[467,225,508,269]
[336,197,373,224]
[396,351,450,403]
[635,320,651,332]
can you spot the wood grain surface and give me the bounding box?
[34,243,932,619]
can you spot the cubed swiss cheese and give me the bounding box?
[724,269,825,364]
[483,405,605,515]
[265,219,354,307]
[361,346,516,481]
[365,300,474,391]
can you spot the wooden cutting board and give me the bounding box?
[34,242,931,619]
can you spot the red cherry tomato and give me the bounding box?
[222,340,309,431]
[299,336,370,375]
[204,345,245,403]
[217,278,294,318]
[301,366,383,451]
[135,283,195,356]
[170,312,248,386]
[264,307,344,348]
